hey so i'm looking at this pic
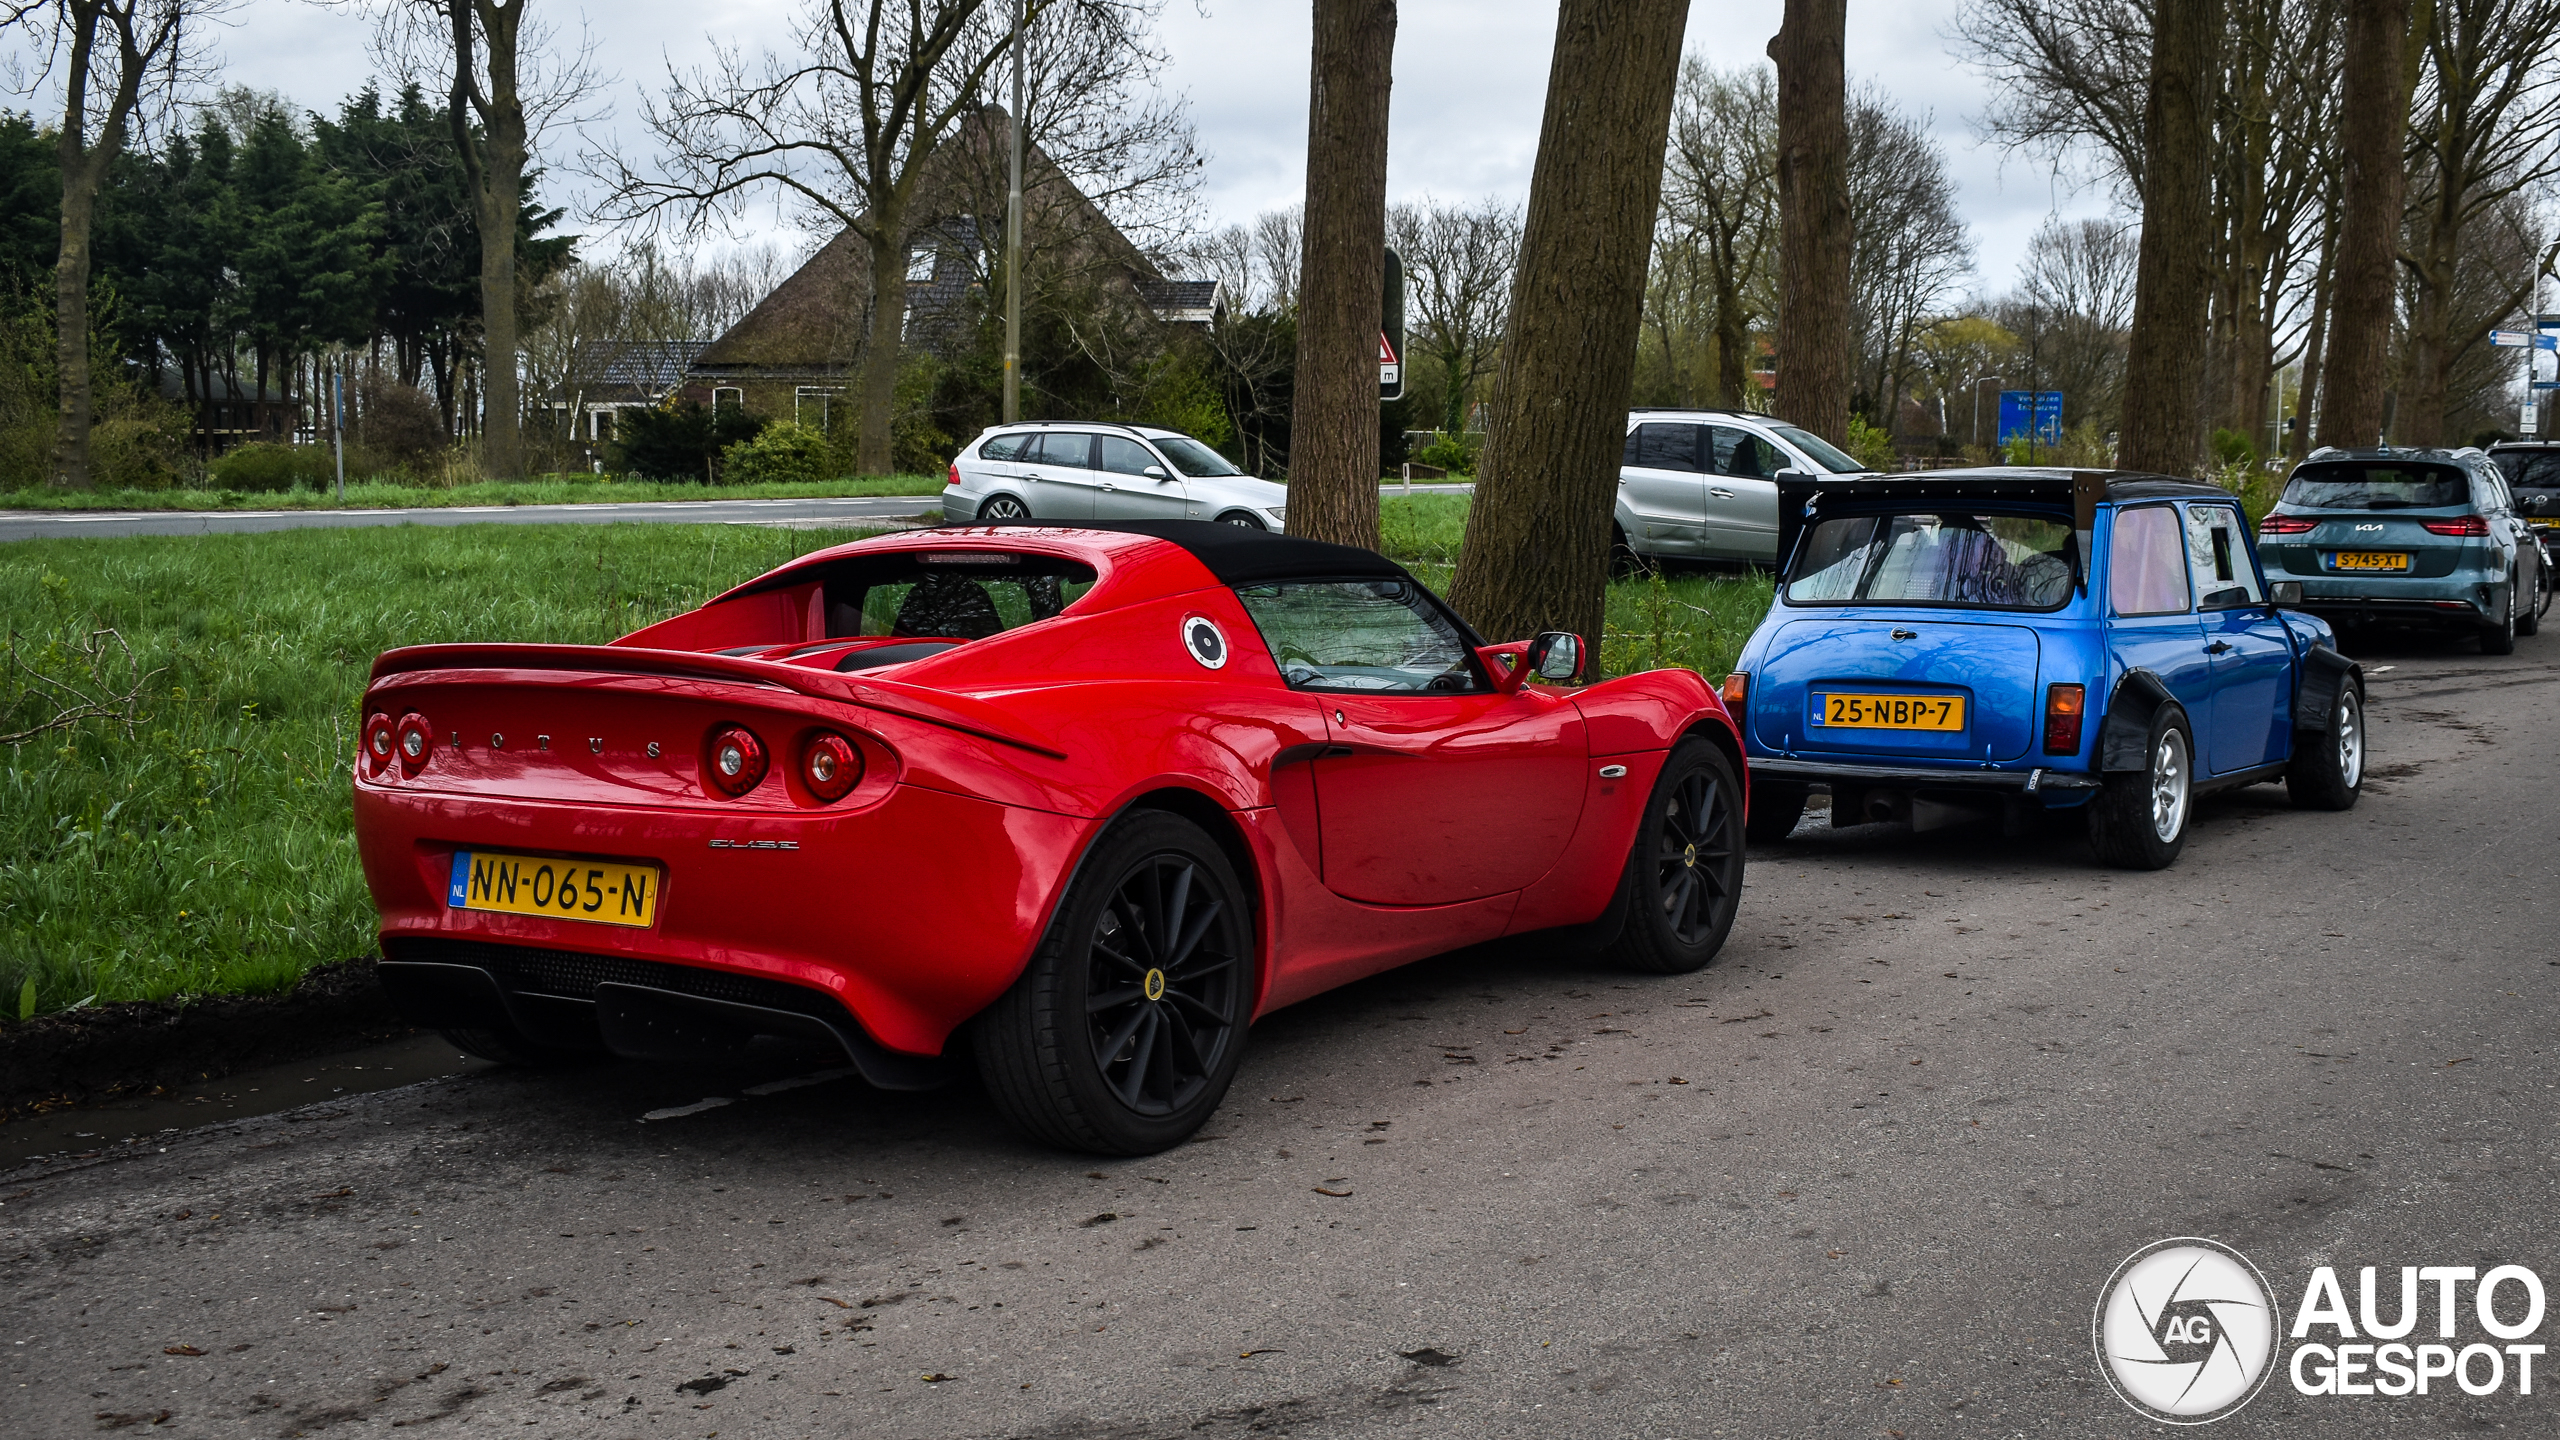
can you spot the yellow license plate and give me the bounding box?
[447,850,661,928]
[1814,692,1966,731]
[2331,551,2411,572]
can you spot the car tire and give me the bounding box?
[2086,709,2193,870]
[1743,778,1808,843]
[440,1026,603,1068]
[975,812,1255,1155]
[1604,738,1745,974]
[2518,562,2545,637]
[978,494,1032,522]
[1214,511,1266,530]
[2286,678,2364,812]
[1609,523,1647,577]
[2481,577,2518,654]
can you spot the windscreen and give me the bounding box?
[1786,511,2078,610]
[1771,425,1867,475]
[1154,435,1243,478]
[2280,464,2469,509]
[815,553,1098,640]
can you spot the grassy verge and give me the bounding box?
[2,497,1771,1018]
[1,523,880,1018]
[0,474,948,512]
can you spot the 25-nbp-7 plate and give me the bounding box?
[447,850,661,927]
[1810,692,1966,731]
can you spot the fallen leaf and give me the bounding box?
[921,1372,955,1383]
[1312,1187,1352,1198]
[1238,1348,1285,1359]
[1400,1347,1459,1367]
[310,1188,352,1199]
[162,1345,204,1357]
[676,1375,729,1396]
[1668,1077,1689,1085]
[818,1296,854,1308]
[2447,1057,2473,1066]
[1079,1213,1119,1227]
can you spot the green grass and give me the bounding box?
[0,473,948,511]
[0,523,881,1019]
[1,496,1775,1019]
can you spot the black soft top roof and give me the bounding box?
[1784,467,2227,504]
[1006,518,1410,586]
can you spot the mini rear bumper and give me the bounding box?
[1748,757,2102,802]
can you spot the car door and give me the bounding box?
[1705,425,1785,561]
[1229,577,1588,906]
[1021,432,1101,520]
[2104,503,2217,757]
[2182,501,2292,772]
[1091,435,1189,520]
[1618,422,1708,555]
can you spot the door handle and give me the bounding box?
[2205,640,2233,654]
[1100,481,1117,492]
[1023,472,1043,482]
[1709,488,1735,499]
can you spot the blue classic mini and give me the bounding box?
[1724,468,2365,869]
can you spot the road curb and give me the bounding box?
[0,959,411,1119]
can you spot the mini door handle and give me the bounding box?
[1890,627,1918,641]
[2205,640,2233,654]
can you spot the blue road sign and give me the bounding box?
[1998,391,2064,446]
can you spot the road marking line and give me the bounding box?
[640,1097,734,1121]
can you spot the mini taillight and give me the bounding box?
[801,731,863,802]
[363,711,394,774]
[2419,514,2491,536]
[395,712,433,775]
[946,460,962,488]
[2259,513,2316,535]
[2043,683,2085,756]
[1719,672,1749,708]
[704,724,769,797]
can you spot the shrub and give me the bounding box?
[1409,435,1477,474]
[720,421,836,485]
[2210,427,2259,467]
[211,441,336,493]
[359,382,447,468]
[616,399,767,481]
[1846,414,1897,472]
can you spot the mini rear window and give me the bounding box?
[1786,511,2077,610]
[2281,464,2470,510]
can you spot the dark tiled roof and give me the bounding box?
[569,341,711,395]
[1135,278,1221,320]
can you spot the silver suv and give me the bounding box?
[944,422,1288,529]
[1614,408,1869,563]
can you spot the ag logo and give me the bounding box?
[1181,614,1229,670]
[2095,1238,2280,1424]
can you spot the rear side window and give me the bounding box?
[1233,579,1481,693]
[1784,511,2076,609]
[2281,463,2468,509]
[1623,423,1704,472]
[978,433,1030,461]
[2182,504,2262,608]
[2110,505,2191,616]
[1032,432,1094,467]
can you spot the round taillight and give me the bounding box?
[363,712,394,774]
[801,731,863,802]
[704,724,768,797]
[395,713,433,774]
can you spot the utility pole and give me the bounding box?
[333,348,346,502]
[1003,0,1026,424]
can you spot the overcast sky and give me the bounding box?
[130,0,2116,294]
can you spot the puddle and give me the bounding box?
[0,1033,491,1167]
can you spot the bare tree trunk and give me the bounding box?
[1287,0,1397,551]
[858,208,911,476]
[1447,0,1690,662]
[46,0,159,491]
[2316,0,2412,448]
[2289,207,2337,461]
[452,0,530,480]
[2396,235,2454,446]
[1712,271,1752,409]
[2119,0,2220,474]
[52,160,103,488]
[1766,0,1849,445]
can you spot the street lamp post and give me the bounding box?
[1969,373,2004,453]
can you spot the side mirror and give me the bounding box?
[1142,465,1168,480]
[2269,580,2304,606]
[2199,585,2253,611]
[1774,467,1813,485]
[1526,631,1583,683]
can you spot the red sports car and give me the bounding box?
[354,521,1748,1153]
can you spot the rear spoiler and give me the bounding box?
[1771,469,2107,583]
[366,643,1067,759]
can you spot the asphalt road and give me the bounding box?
[4,637,2555,1438]
[0,484,1477,543]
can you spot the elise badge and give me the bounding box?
[1182,614,1229,670]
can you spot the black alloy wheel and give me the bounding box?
[1215,511,1266,530]
[1606,738,1745,973]
[2481,576,2518,655]
[979,494,1032,522]
[976,812,1255,1154]
[2519,557,2546,636]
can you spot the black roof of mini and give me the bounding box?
[1788,467,2228,503]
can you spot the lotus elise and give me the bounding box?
[354,521,1749,1153]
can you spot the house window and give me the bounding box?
[713,387,743,415]
[907,248,936,284]
[795,387,842,429]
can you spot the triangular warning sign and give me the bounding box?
[1379,332,1399,364]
